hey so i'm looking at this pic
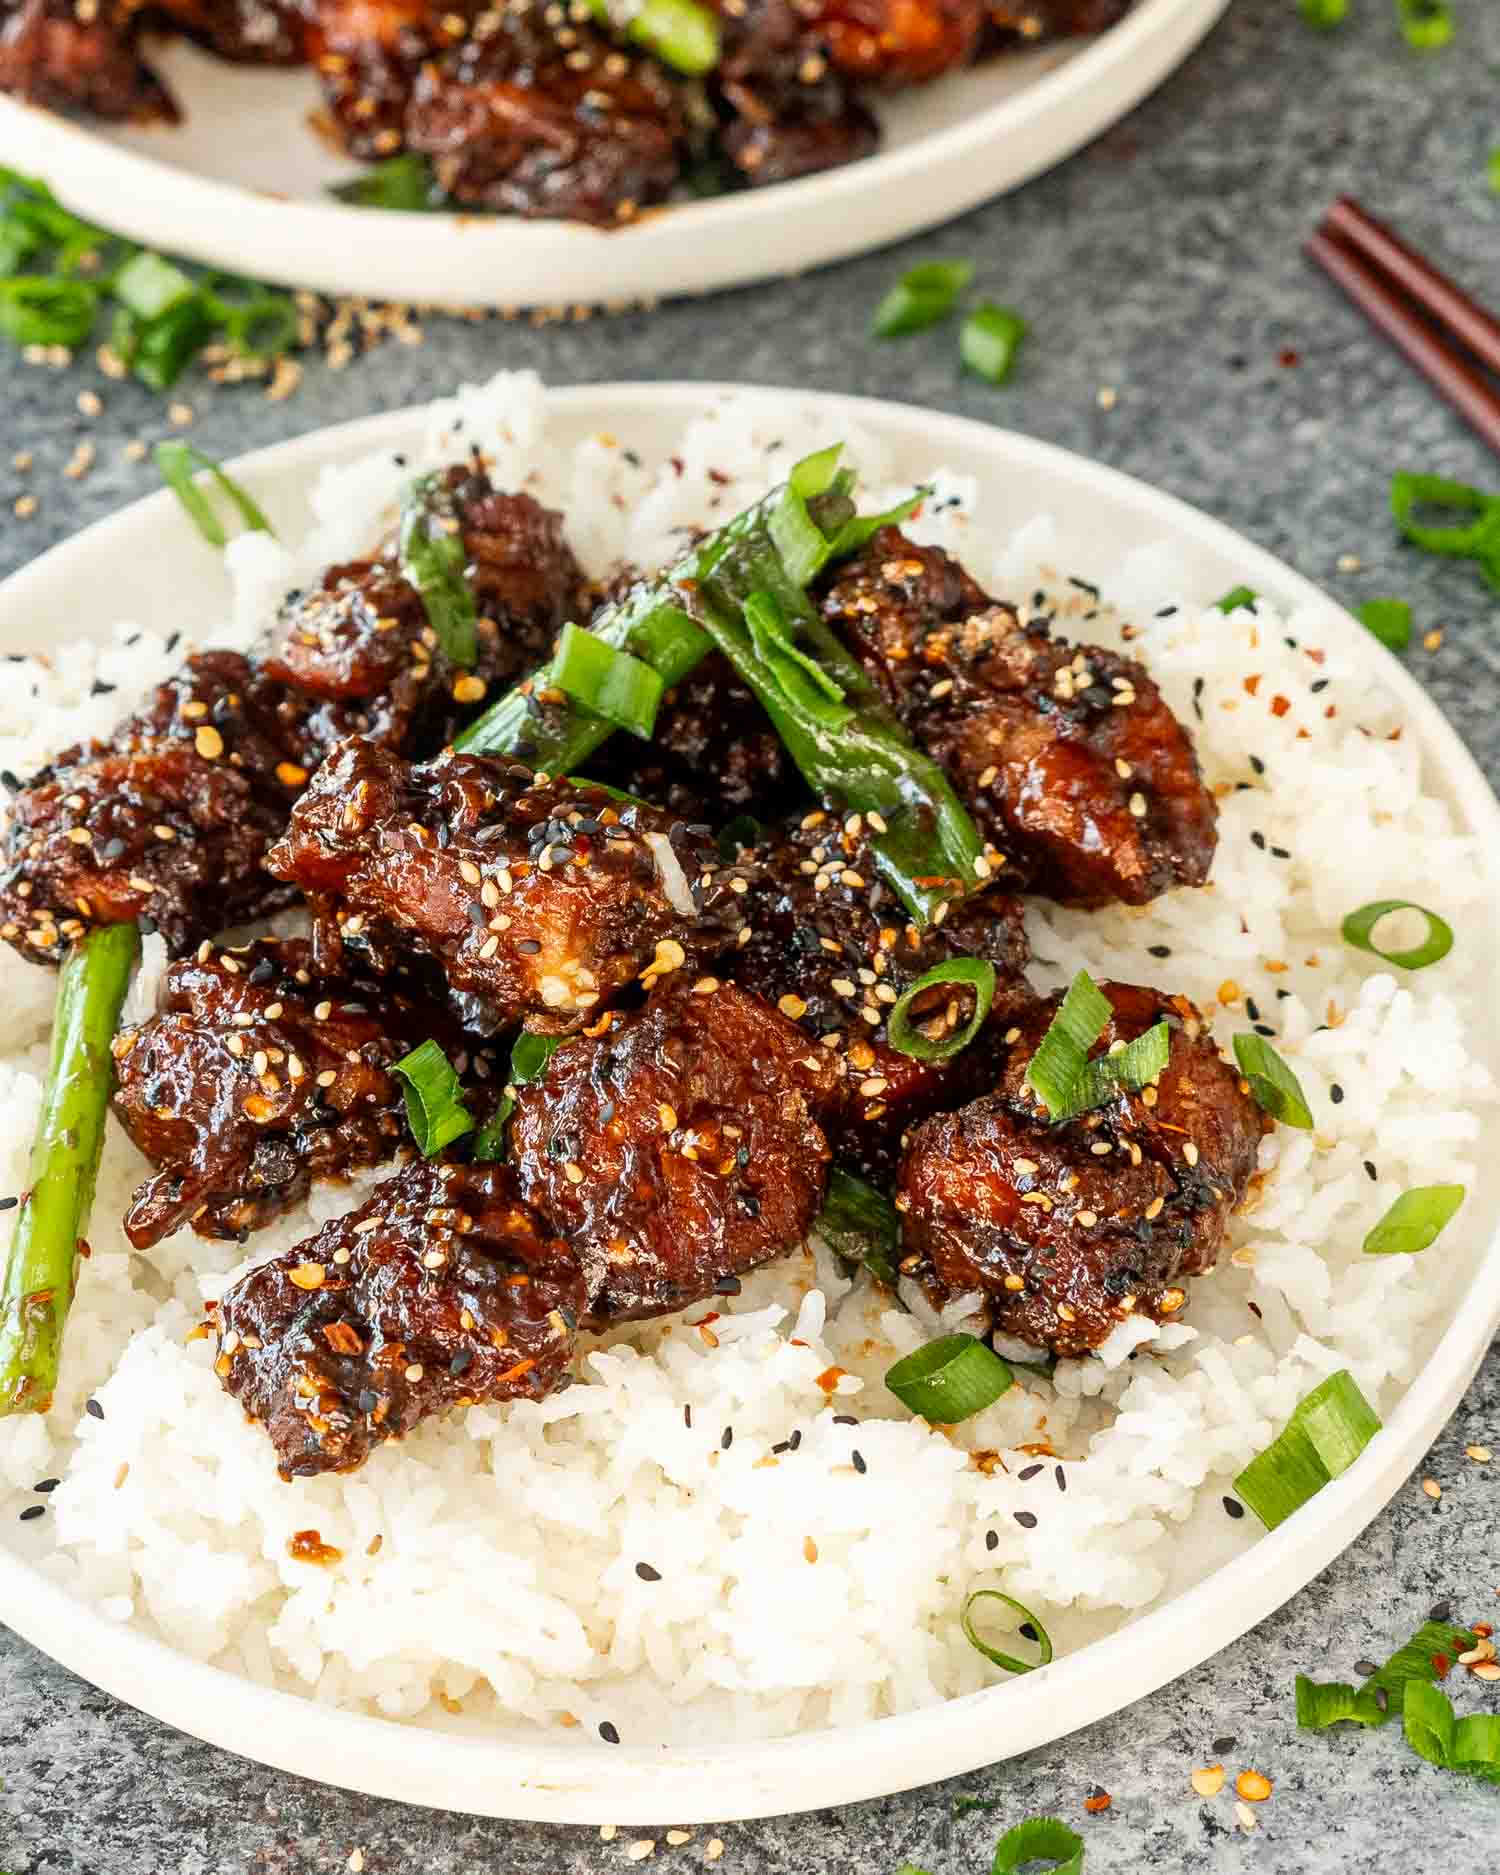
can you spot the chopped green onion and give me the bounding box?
[1404,1678,1500,1783]
[743,588,849,719]
[397,475,479,668]
[329,153,444,211]
[871,261,974,339]
[1232,1368,1381,1530]
[1363,1184,1464,1256]
[1295,1676,1384,1730]
[566,776,656,810]
[154,443,274,548]
[989,1818,1084,1875]
[586,0,720,73]
[1390,471,1500,595]
[1298,0,1348,23]
[551,622,665,739]
[112,249,197,324]
[1075,1021,1170,1114]
[1024,970,1111,1118]
[393,1041,475,1158]
[816,1167,902,1285]
[960,1590,1053,1677]
[1354,597,1412,650]
[887,1333,1013,1422]
[0,277,98,348]
[472,1031,568,1160]
[1232,1032,1313,1129]
[1296,1617,1486,1732]
[132,297,217,390]
[1490,146,1500,195]
[959,303,1028,385]
[1340,897,1453,970]
[201,276,301,361]
[887,959,997,1064]
[1396,0,1453,51]
[952,1796,1005,1817]
[1214,584,1259,613]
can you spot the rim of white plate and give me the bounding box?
[0,0,1229,305]
[1,382,1497,1826]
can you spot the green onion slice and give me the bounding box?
[0,277,99,348]
[1390,471,1500,595]
[959,303,1028,385]
[816,1167,902,1286]
[1340,898,1453,971]
[393,1040,475,1158]
[1363,1184,1464,1256]
[155,443,274,547]
[551,622,665,739]
[1074,1021,1170,1115]
[960,1589,1053,1677]
[1297,1616,1484,1730]
[1295,1676,1383,1730]
[1396,0,1453,51]
[871,260,974,339]
[1355,598,1412,651]
[472,1031,568,1160]
[1232,1032,1313,1129]
[1404,1678,1500,1783]
[1024,970,1111,1117]
[585,0,720,73]
[398,475,479,668]
[1297,0,1348,25]
[1490,146,1500,196]
[743,588,850,722]
[1232,1368,1381,1530]
[990,1818,1084,1875]
[1214,584,1259,613]
[886,1333,1013,1422]
[328,153,443,212]
[887,958,997,1064]
[112,249,197,324]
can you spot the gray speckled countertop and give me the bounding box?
[3,0,1500,1867]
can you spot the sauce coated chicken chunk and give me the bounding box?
[898,981,1265,1356]
[214,1161,584,1478]
[111,937,485,1248]
[821,528,1218,905]
[511,979,840,1323]
[267,739,754,1033]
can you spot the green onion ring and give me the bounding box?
[1231,1032,1313,1129]
[1362,1184,1464,1256]
[0,276,99,349]
[989,1817,1084,1875]
[885,1332,1013,1422]
[959,1589,1053,1677]
[392,1040,475,1158]
[1340,898,1453,971]
[886,958,997,1063]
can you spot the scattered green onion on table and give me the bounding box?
[871,261,974,338]
[959,303,1028,385]
[989,1817,1085,1875]
[1355,597,1412,650]
[1297,1614,1483,1731]
[1390,471,1500,595]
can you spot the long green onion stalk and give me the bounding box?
[0,923,140,1416]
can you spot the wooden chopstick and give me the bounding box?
[1305,197,1500,458]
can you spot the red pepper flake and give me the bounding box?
[1304,646,1326,665]
[816,1365,847,1393]
[1433,1653,1452,1679]
[1475,1624,1494,1639]
[1270,695,1291,718]
[288,1528,343,1566]
[1084,1790,1112,1814]
[1278,348,1300,368]
[1243,674,1262,696]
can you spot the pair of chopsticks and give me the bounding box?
[1306,196,1500,458]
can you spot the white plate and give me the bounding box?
[2,382,1498,1825]
[0,0,1226,307]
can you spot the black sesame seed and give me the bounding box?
[18,1504,44,1521]
[833,1414,859,1426]
[0,1196,16,1212]
[1354,1659,1379,1678]
[357,1390,378,1413]
[1019,1623,1039,1643]
[1270,846,1291,859]
[771,1440,791,1455]
[1212,1735,1238,1755]
[635,1562,661,1582]
[985,1529,999,1551]
[713,1275,742,1296]
[852,1450,867,1475]
[683,1404,692,1428]
[33,1478,59,1493]
[517,938,541,955]
[1254,1023,1276,1038]
[1147,944,1172,959]
[1054,1465,1066,1492]
[1,769,21,794]
[1156,605,1178,618]
[1013,1510,1038,1529]
[1374,1687,1389,1713]
[1251,831,1267,851]
[1310,678,1329,694]
[1249,755,1265,775]
[789,1428,802,1450]
[139,915,158,936]
[1018,1463,1043,1481]
[1222,1496,1245,1520]
[1428,1601,1452,1623]
[1330,1084,1345,1104]
[1364,1160,1378,1181]
[1246,997,1261,1021]
[449,1350,474,1377]
[85,1398,104,1420]
[721,1426,733,1450]
[599,1721,620,1744]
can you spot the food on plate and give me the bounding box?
[0,379,1483,1744]
[0,0,1136,224]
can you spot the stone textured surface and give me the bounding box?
[3,0,1500,1866]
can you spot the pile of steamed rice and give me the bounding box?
[0,374,1491,1744]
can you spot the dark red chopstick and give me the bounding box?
[1305,197,1500,458]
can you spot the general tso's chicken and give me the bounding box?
[302,0,438,157]
[795,0,984,87]
[405,6,686,224]
[111,936,484,1249]
[154,0,307,64]
[898,981,1265,1357]
[981,0,1132,53]
[213,1160,584,1478]
[713,0,878,187]
[511,978,840,1323]
[0,469,583,971]
[0,0,171,118]
[820,527,1218,906]
[267,739,755,1034]
[726,810,1031,1182]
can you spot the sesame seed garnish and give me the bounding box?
[194,725,224,760]
[599,1720,621,1744]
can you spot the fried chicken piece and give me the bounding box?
[405,6,685,225]
[214,1160,584,1478]
[713,0,878,186]
[111,936,489,1248]
[154,0,308,64]
[898,981,1265,1356]
[981,0,1131,54]
[727,810,1032,1182]
[0,0,173,118]
[821,527,1218,906]
[799,0,984,86]
[267,739,755,1034]
[512,979,839,1323]
[302,0,437,156]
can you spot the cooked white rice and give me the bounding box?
[0,373,1492,1744]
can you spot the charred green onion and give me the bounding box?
[1363,1184,1464,1256]
[959,303,1028,385]
[155,443,275,548]
[0,923,140,1416]
[960,1589,1053,1676]
[887,1333,1013,1422]
[551,623,665,739]
[871,261,973,339]
[815,1168,902,1285]
[989,1818,1084,1875]
[886,959,996,1063]
[398,474,479,668]
[1232,1368,1381,1530]
[1341,898,1453,970]
[1232,1032,1313,1129]
[393,1041,475,1157]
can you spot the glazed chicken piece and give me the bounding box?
[0,0,171,117]
[727,810,1032,1182]
[795,0,984,87]
[303,0,439,158]
[820,527,1218,906]
[0,468,583,970]
[713,0,878,187]
[511,978,840,1323]
[214,1160,584,1478]
[111,936,488,1249]
[154,0,308,63]
[405,5,686,225]
[267,739,755,1034]
[898,981,1265,1357]
[981,0,1132,53]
